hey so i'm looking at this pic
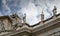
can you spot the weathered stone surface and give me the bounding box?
[0,13,60,36]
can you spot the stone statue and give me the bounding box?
[10,13,18,30]
[52,6,57,16]
[41,11,44,21]
[52,6,57,19]
[23,13,26,23]
[10,13,22,30]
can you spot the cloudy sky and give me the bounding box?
[0,0,60,25]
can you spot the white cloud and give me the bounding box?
[1,0,60,25]
[26,3,39,25]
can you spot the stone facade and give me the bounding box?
[0,16,12,31]
[0,6,60,36]
[0,13,59,36]
[0,14,22,35]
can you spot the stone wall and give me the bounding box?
[35,27,60,36]
[0,18,12,31]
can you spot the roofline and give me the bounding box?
[25,13,60,27]
[0,15,12,23]
[0,13,60,36]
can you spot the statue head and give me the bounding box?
[53,6,57,12]
[54,6,57,10]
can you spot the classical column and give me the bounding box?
[52,6,57,19]
[41,11,44,25]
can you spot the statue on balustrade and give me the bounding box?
[23,13,26,24]
[10,13,22,30]
[52,6,57,16]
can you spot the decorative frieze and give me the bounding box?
[48,31,60,36]
[0,20,5,32]
[10,13,22,30]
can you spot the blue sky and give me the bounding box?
[0,0,60,25]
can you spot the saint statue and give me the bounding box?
[41,10,44,21]
[23,13,26,23]
[52,6,57,16]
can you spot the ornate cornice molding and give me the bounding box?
[0,13,60,36]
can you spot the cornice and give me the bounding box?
[0,13,60,36]
[32,13,60,32]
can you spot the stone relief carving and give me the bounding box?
[0,20,5,32]
[10,14,22,30]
